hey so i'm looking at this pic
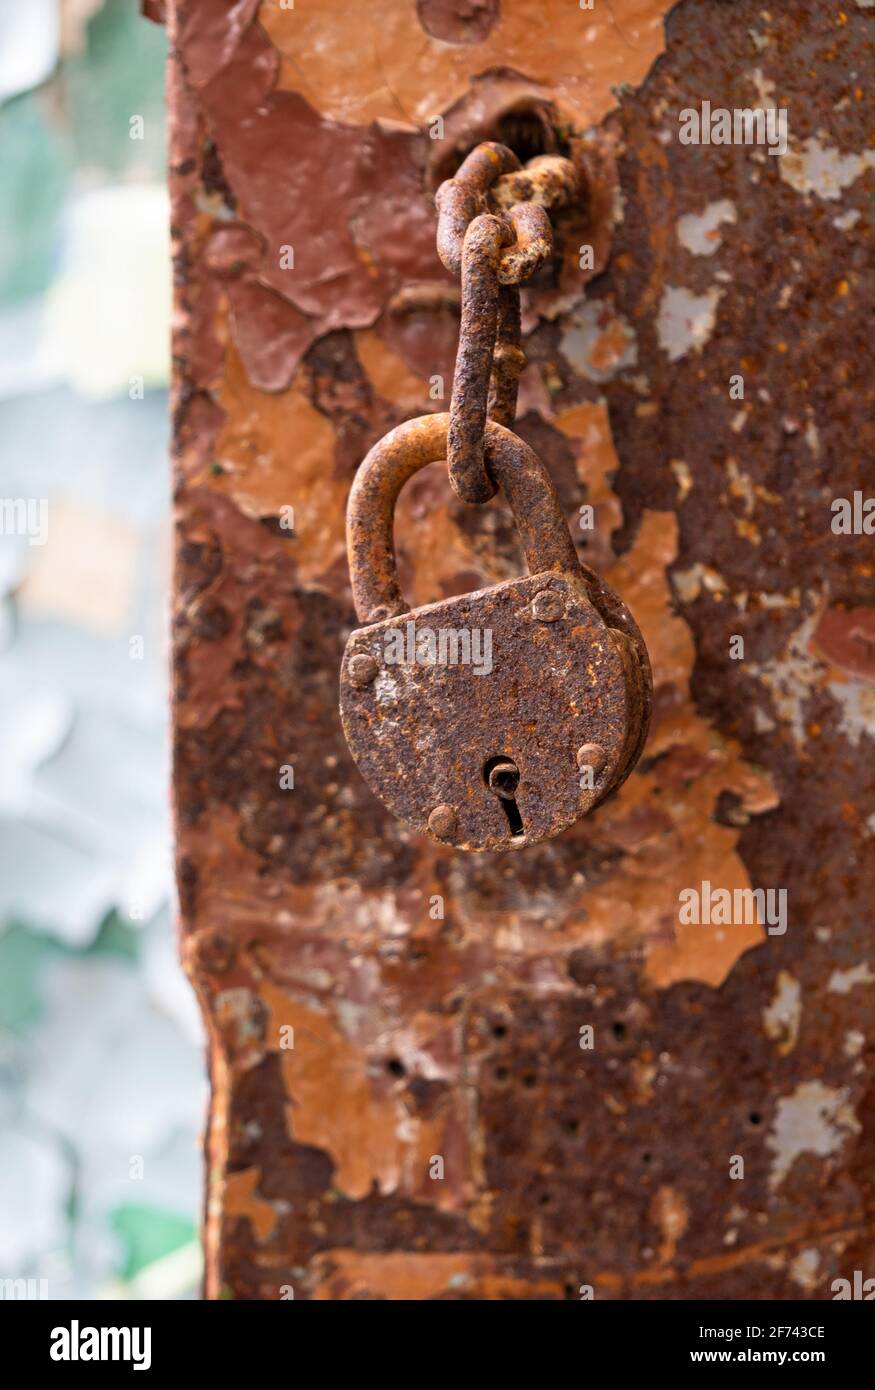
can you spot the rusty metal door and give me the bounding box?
[167,0,875,1300]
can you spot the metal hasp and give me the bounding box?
[339,412,652,851]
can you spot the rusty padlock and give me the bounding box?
[340,412,651,851]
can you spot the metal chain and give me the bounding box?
[434,142,579,504]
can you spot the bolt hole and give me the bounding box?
[493,104,562,164]
[612,1021,627,1041]
[749,1110,762,1126]
[427,97,569,189]
[641,1151,652,1165]
[417,0,499,46]
[492,1023,508,1039]
[386,1058,406,1079]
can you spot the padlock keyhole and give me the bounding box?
[483,756,525,840]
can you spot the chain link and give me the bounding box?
[434,143,579,504]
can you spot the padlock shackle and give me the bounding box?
[346,412,580,625]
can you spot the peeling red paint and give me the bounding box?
[813,606,875,684]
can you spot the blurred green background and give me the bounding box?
[0,0,204,1299]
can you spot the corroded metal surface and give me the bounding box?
[341,571,645,850]
[486,285,524,430]
[434,141,521,278]
[165,0,875,1300]
[340,413,651,849]
[435,145,575,281]
[446,214,509,503]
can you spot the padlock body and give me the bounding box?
[340,569,651,852]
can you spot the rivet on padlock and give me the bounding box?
[339,412,652,853]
